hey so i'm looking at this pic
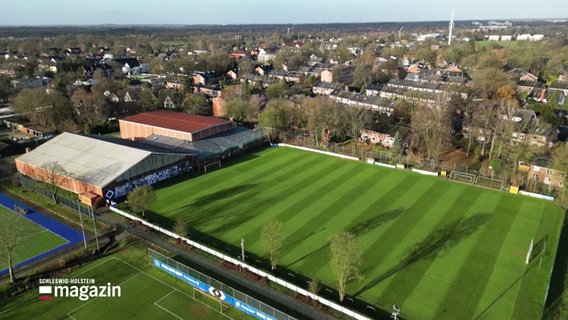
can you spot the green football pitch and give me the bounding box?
[0,249,248,320]
[148,146,564,320]
[0,205,67,271]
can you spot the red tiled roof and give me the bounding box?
[120,110,231,133]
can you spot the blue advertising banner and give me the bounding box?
[152,258,276,320]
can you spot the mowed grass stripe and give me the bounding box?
[274,167,380,271]
[223,154,356,241]
[244,167,401,264]
[404,191,499,320]
[345,176,441,295]
[373,183,482,308]
[281,168,401,274]
[368,183,479,306]
[154,148,307,213]
[165,153,323,231]
[506,200,560,320]
[436,193,523,320]
[223,155,358,242]
[480,198,545,319]
[145,147,563,320]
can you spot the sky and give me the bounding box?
[0,0,566,26]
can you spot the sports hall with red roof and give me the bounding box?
[119,110,236,142]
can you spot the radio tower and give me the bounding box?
[448,9,455,46]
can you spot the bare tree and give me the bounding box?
[0,214,25,283]
[173,217,188,244]
[260,219,284,270]
[330,231,363,302]
[127,185,156,217]
[411,103,452,165]
[345,107,371,147]
[41,161,69,204]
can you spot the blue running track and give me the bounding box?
[0,193,86,277]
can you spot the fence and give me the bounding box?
[109,206,371,320]
[19,176,93,217]
[149,248,295,320]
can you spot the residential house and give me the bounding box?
[240,74,277,89]
[361,123,410,148]
[254,65,273,76]
[518,161,565,188]
[114,58,141,75]
[269,70,301,83]
[283,41,304,48]
[547,82,568,106]
[164,95,175,109]
[195,86,221,98]
[226,70,238,82]
[321,66,354,84]
[229,51,248,60]
[512,122,559,148]
[365,83,383,96]
[329,90,396,116]
[193,72,223,86]
[312,81,345,95]
[298,65,328,78]
[37,58,59,74]
[257,48,278,63]
[165,77,186,91]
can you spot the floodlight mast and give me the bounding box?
[448,9,455,46]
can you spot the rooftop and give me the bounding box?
[120,110,232,134]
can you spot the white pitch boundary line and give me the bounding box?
[66,271,142,319]
[154,290,184,320]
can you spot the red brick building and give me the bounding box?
[119,110,235,142]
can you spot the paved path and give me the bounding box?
[96,210,338,320]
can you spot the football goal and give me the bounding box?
[476,176,504,190]
[203,161,221,174]
[192,288,230,313]
[448,171,476,185]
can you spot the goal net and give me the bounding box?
[448,171,476,184]
[192,288,230,313]
[476,176,504,190]
[203,161,221,174]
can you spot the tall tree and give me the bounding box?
[13,88,72,130]
[345,107,371,144]
[127,185,156,217]
[330,231,363,302]
[259,99,292,143]
[411,103,452,164]
[222,84,250,122]
[183,93,212,116]
[260,219,284,270]
[0,214,25,283]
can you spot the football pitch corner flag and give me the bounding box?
[526,238,534,265]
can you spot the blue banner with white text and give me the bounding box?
[152,258,276,320]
